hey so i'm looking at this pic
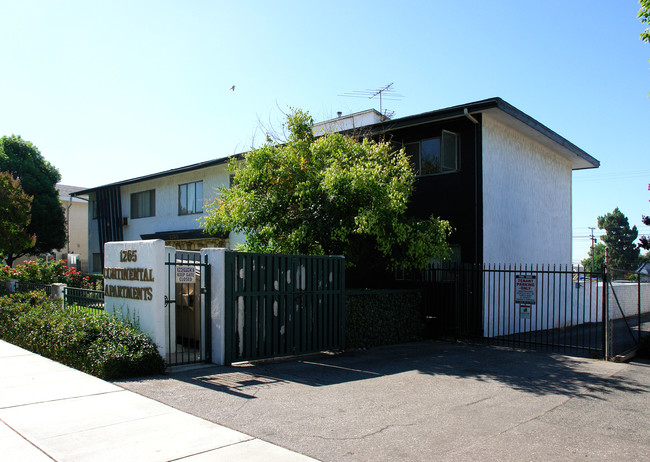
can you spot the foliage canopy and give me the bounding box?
[596,207,640,270]
[204,109,452,277]
[640,0,650,45]
[0,135,66,264]
[0,172,35,263]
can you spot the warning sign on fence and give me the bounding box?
[176,266,196,284]
[515,275,537,305]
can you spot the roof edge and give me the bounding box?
[72,153,241,196]
[364,97,599,169]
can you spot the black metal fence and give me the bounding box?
[15,281,54,296]
[64,287,105,313]
[165,252,211,366]
[606,267,650,357]
[7,281,105,313]
[401,264,613,358]
[481,264,605,357]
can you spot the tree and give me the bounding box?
[581,242,606,274]
[0,135,66,264]
[203,109,452,284]
[0,172,35,265]
[596,207,640,270]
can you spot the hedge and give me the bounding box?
[0,292,164,380]
[346,290,423,349]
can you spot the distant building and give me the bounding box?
[74,98,599,273]
[312,109,390,135]
[11,184,89,269]
[55,184,89,271]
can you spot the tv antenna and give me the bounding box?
[338,82,403,117]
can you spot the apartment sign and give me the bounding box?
[515,275,537,305]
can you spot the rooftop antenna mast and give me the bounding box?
[338,82,404,118]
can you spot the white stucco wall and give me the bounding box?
[482,113,572,265]
[104,240,171,358]
[121,164,230,241]
[86,163,234,273]
[312,110,388,135]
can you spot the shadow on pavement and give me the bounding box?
[123,341,649,401]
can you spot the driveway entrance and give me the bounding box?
[116,341,650,461]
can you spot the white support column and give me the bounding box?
[51,283,66,308]
[200,248,227,365]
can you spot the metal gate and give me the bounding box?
[164,251,211,366]
[223,251,345,364]
[607,267,650,358]
[405,264,608,358]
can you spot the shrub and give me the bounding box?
[0,259,102,289]
[345,290,423,349]
[0,292,164,380]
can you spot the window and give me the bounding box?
[131,189,155,218]
[404,130,459,176]
[178,181,203,215]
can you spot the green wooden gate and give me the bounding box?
[224,251,345,364]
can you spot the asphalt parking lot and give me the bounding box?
[116,341,650,461]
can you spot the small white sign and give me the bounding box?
[520,304,531,320]
[176,266,196,284]
[515,275,537,305]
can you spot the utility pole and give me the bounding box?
[588,226,596,273]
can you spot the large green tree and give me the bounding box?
[0,135,65,264]
[0,172,35,265]
[596,207,640,270]
[204,109,452,284]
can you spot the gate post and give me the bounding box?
[602,264,609,360]
[201,248,227,365]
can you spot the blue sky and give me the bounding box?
[1,0,648,264]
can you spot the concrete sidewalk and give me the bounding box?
[0,340,316,461]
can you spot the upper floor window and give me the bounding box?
[404,130,459,176]
[131,189,155,218]
[179,181,203,215]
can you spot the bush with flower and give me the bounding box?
[0,259,102,290]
